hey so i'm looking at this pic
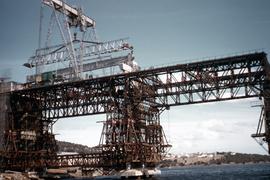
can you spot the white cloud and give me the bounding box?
[162,115,266,154]
[55,127,102,147]
[53,115,104,147]
[53,102,266,155]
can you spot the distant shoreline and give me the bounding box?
[161,161,270,169]
[160,152,270,168]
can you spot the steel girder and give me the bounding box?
[14,52,268,119]
[2,52,270,172]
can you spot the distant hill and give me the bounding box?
[56,140,94,154]
[56,141,270,166]
[221,152,270,164]
[161,152,270,167]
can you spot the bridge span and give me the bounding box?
[0,52,270,174]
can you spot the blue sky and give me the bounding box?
[1,0,270,154]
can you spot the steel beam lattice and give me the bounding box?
[1,52,270,173]
[18,52,268,118]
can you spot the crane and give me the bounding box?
[24,0,137,84]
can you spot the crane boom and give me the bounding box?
[43,0,95,28]
[25,38,132,68]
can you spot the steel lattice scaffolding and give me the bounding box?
[1,52,270,174]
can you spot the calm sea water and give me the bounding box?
[157,163,270,180]
[69,163,270,180]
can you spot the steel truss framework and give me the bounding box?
[1,52,270,173]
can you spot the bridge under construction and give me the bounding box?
[0,0,270,177]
